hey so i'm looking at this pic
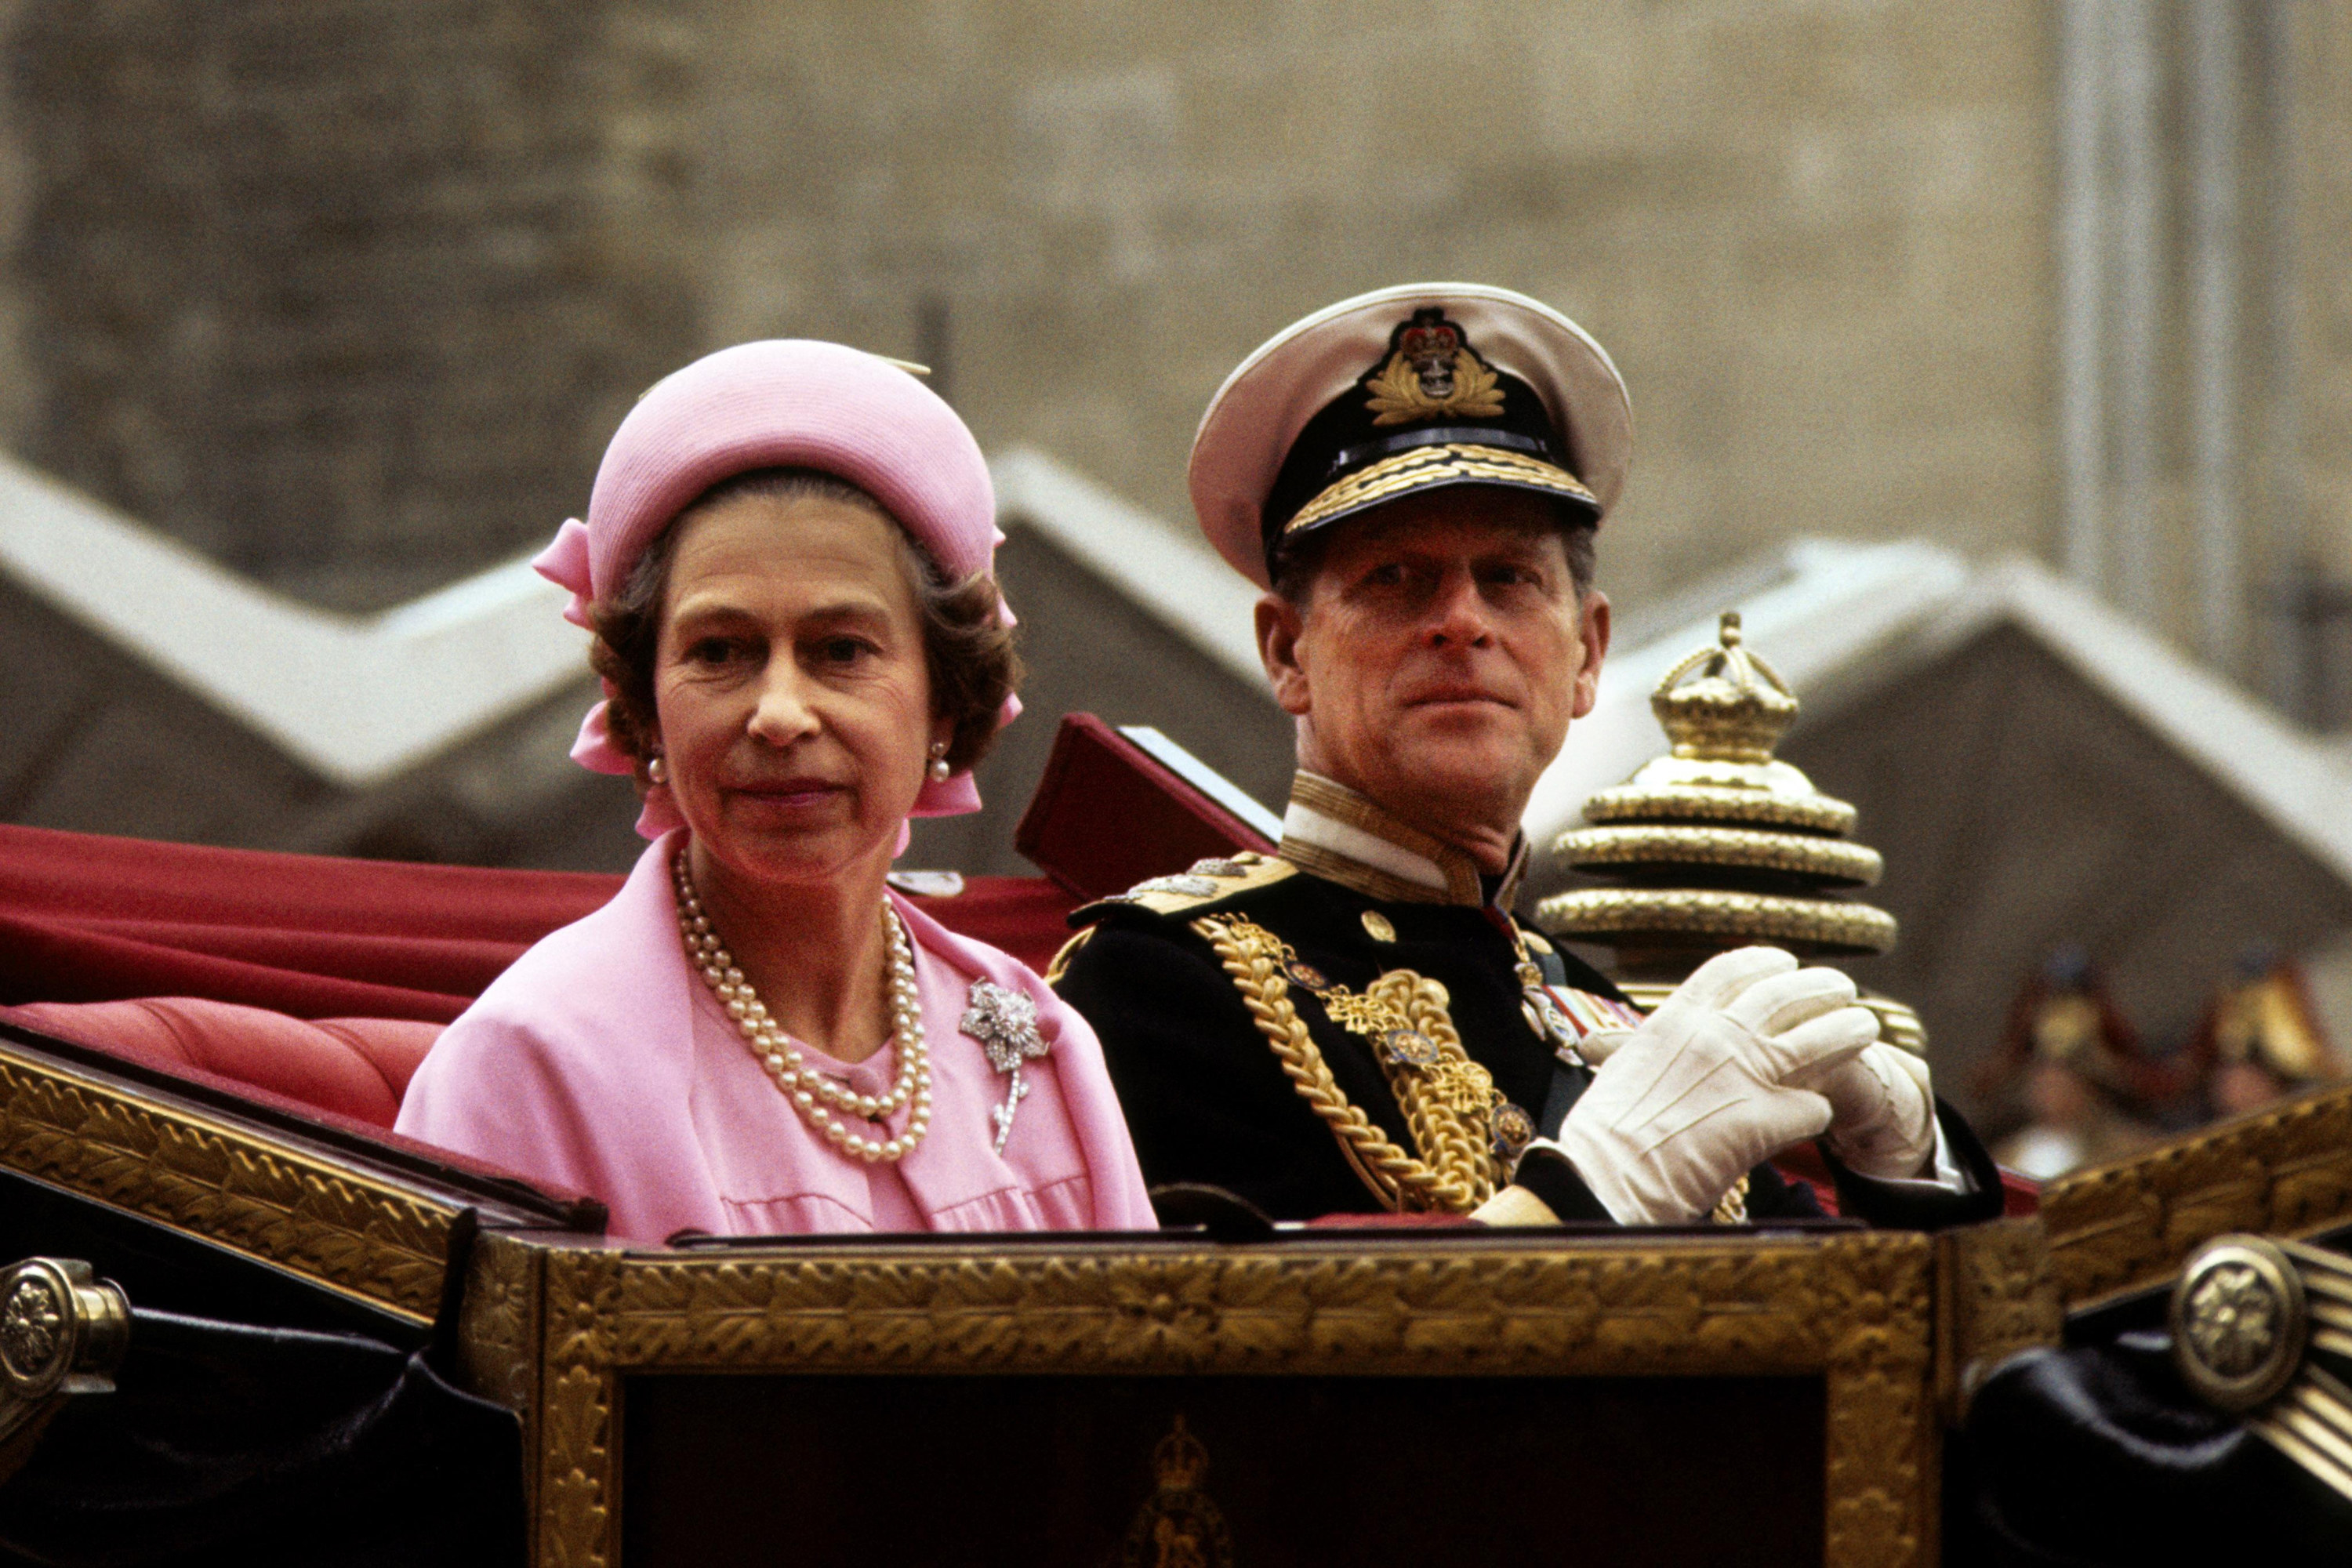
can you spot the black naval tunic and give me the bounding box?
[1052,778,2002,1229]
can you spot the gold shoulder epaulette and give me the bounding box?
[1080,851,1296,919]
[1044,926,1094,985]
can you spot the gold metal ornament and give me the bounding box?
[1360,910,1396,943]
[1363,347,1504,426]
[1283,444,1595,536]
[0,1041,457,1323]
[1567,822,1882,885]
[0,1257,130,1478]
[495,1225,1941,1568]
[2040,1081,2352,1310]
[2170,1232,2352,1507]
[1539,612,1896,960]
[1533,612,1926,1223]
[1537,612,1920,1055]
[2170,1236,2307,1412]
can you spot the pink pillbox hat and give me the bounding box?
[532,339,1017,840]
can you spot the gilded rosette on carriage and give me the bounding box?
[1536,612,1921,1050]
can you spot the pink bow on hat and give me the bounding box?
[533,339,1019,843]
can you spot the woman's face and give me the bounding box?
[652,491,946,891]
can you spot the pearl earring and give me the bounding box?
[927,742,951,784]
[648,754,669,785]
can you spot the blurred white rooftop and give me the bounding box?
[0,449,585,789]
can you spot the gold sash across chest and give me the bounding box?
[1191,915,1514,1214]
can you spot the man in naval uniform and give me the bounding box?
[1051,283,2002,1228]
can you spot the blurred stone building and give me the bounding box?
[0,1,2343,644]
[1,4,2343,671]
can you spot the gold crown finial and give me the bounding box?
[1650,610,1798,766]
[1539,613,1905,973]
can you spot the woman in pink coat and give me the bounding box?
[396,341,1156,1243]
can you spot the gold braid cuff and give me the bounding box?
[1192,915,1499,1214]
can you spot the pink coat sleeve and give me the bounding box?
[392,877,731,1245]
[397,1007,611,1199]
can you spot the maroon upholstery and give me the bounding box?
[0,819,1088,1022]
[1014,714,1276,899]
[9,998,440,1130]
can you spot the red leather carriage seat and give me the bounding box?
[8,998,438,1130]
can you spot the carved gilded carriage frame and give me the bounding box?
[460,1227,1940,1568]
[0,1036,465,1325]
[2038,1082,2352,1312]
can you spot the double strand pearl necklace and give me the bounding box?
[671,853,932,1163]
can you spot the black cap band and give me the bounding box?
[1259,308,1597,576]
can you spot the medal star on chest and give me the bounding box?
[1317,991,1497,1113]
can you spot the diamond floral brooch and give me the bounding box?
[960,980,1052,1154]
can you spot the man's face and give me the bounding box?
[1256,488,1609,865]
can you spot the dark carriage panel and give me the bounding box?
[621,1371,1824,1568]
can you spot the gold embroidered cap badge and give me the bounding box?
[1363,310,1505,426]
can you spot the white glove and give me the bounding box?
[1791,1042,1936,1180]
[1548,946,1878,1225]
